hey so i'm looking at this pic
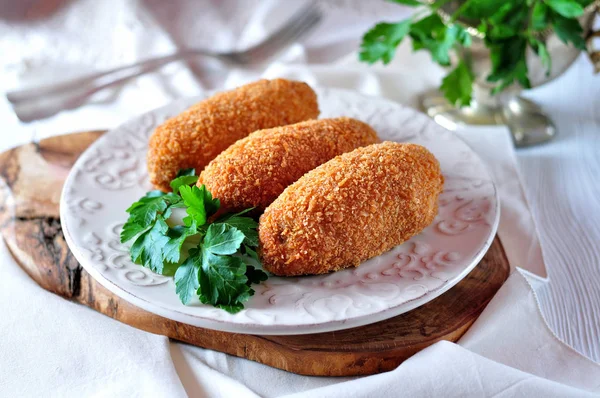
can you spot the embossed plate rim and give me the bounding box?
[60,87,500,335]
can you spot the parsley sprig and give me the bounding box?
[120,168,267,314]
[360,0,594,107]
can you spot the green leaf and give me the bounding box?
[359,20,412,64]
[455,24,472,47]
[410,15,464,66]
[170,175,199,193]
[245,265,268,286]
[174,249,201,305]
[486,35,532,94]
[130,218,170,274]
[461,0,505,19]
[410,13,445,39]
[216,303,245,313]
[486,2,528,39]
[487,37,529,82]
[215,216,259,247]
[552,14,587,50]
[532,2,549,30]
[441,60,475,107]
[490,58,530,94]
[387,0,422,5]
[124,173,267,314]
[546,0,584,18]
[197,251,250,312]
[514,59,532,88]
[200,185,221,217]
[120,223,151,244]
[161,261,181,277]
[529,38,552,75]
[203,224,245,255]
[162,221,198,264]
[120,191,168,243]
[179,185,208,226]
[244,245,260,263]
[176,168,196,177]
[121,191,181,243]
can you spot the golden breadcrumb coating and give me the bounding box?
[259,142,444,276]
[198,117,380,213]
[147,79,319,191]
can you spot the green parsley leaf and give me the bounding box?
[245,265,268,286]
[198,251,250,312]
[176,168,196,177]
[162,221,198,264]
[490,58,530,95]
[487,37,531,93]
[454,24,472,47]
[546,0,585,18]
[200,186,221,217]
[161,262,181,277]
[216,303,245,313]
[244,245,261,263]
[552,14,587,50]
[170,175,199,193]
[441,59,474,107]
[174,249,201,305]
[529,38,552,75]
[359,20,412,64]
[203,223,245,255]
[216,214,259,247]
[130,218,170,273]
[123,172,266,313]
[121,223,152,246]
[120,191,181,243]
[487,2,528,39]
[532,2,549,31]
[410,15,465,66]
[179,185,212,226]
[461,0,503,19]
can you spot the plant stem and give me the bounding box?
[449,0,474,22]
[430,0,454,12]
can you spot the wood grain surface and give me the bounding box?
[0,131,510,377]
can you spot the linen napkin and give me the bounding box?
[1,1,599,397]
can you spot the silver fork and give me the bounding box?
[7,3,321,122]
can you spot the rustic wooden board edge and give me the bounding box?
[0,132,510,377]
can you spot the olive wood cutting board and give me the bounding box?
[0,131,510,377]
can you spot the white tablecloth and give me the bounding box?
[1,1,599,396]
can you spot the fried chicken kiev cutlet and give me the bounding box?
[198,117,380,213]
[148,79,319,191]
[259,142,444,276]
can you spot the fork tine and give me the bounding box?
[271,6,321,45]
[258,11,319,52]
[244,3,321,61]
[248,11,321,60]
[274,9,321,46]
[252,2,319,47]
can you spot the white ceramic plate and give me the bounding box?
[60,87,499,335]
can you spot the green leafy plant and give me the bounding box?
[360,0,594,106]
[120,168,267,314]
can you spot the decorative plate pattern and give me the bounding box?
[60,87,499,335]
